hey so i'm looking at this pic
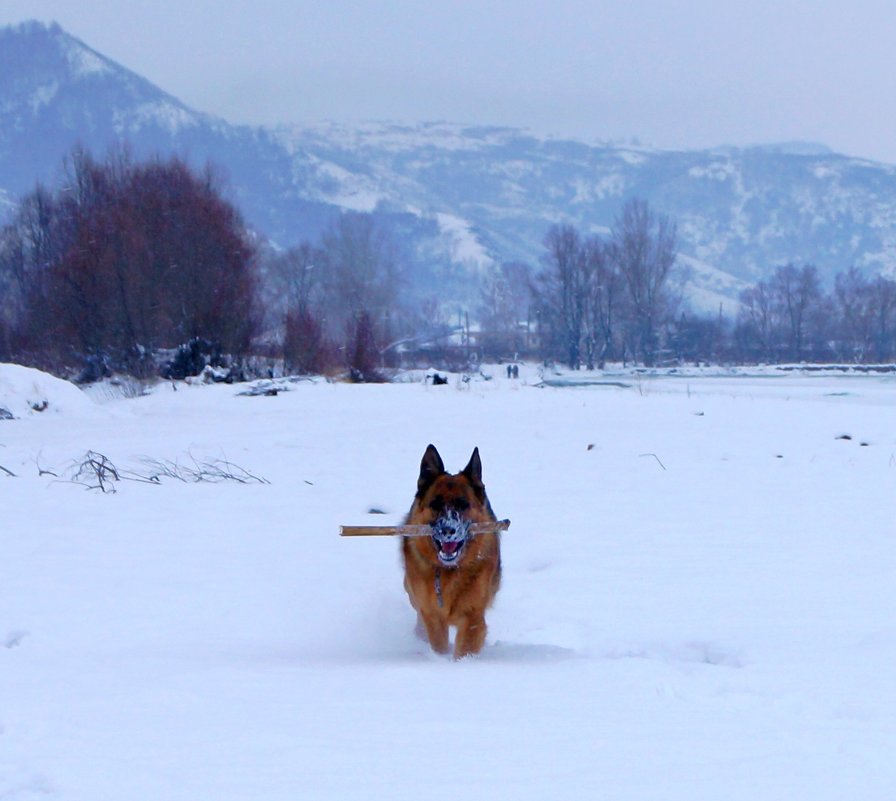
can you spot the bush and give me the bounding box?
[161,338,225,380]
[347,311,384,382]
[283,306,327,375]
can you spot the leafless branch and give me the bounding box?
[36,451,58,478]
[139,454,269,485]
[71,450,121,493]
[58,450,268,491]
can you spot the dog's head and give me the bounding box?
[412,444,491,568]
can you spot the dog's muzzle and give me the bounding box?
[431,509,471,567]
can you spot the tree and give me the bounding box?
[671,310,727,364]
[610,198,678,365]
[318,212,404,365]
[869,276,896,361]
[736,280,781,362]
[768,263,824,361]
[534,224,587,369]
[0,183,60,361]
[263,240,322,325]
[832,267,875,361]
[478,261,532,359]
[581,235,620,369]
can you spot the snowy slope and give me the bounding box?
[2,365,896,799]
[0,362,99,418]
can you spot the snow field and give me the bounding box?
[2,367,896,799]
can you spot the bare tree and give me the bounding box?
[736,280,780,362]
[264,241,322,320]
[581,235,619,369]
[832,267,875,361]
[830,267,896,363]
[0,184,60,357]
[769,263,824,361]
[478,261,532,359]
[534,224,587,369]
[610,198,677,365]
[869,275,896,361]
[319,212,405,368]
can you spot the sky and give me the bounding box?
[3,0,896,164]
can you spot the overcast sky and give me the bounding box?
[3,0,896,163]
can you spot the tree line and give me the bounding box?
[484,201,896,368]
[2,147,896,381]
[734,263,896,363]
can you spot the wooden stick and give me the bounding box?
[340,519,511,538]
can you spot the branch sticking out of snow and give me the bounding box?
[63,451,269,492]
[71,451,122,493]
[639,452,667,471]
[139,455,270,485]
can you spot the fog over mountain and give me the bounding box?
[3,20,896,314]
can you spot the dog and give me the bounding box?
[402,444,501,659]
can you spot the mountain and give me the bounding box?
[3,20,896,315]
[0,21,341,243]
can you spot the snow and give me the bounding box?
[62,39,112,79]
[688,160,736,181]
[571,174,626,203]
[284,121,514,154]
[0,363,100,419]
[616,149,649,166]
[677,253,751,315]
[114,100,199,135]
[28,81,59,114]
[2,364,896,799]
[434,212,494,268]
[304,156,385,213]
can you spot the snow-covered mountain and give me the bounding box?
[3,20,896,313]
[0,21,340,244]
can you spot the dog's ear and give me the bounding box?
[417,444,445,494]
[462,447,483,487]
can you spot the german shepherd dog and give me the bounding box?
[402,444,501,659]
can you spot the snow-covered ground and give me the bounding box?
[2,363,895,800]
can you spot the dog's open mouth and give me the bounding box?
[432,535,465,565]
[431,511,470,566]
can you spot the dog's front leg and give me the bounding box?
[454,612,487,659]
[420,611,450,654]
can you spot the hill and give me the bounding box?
[3,21,896,313]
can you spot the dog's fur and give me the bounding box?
[402,444,501,659]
